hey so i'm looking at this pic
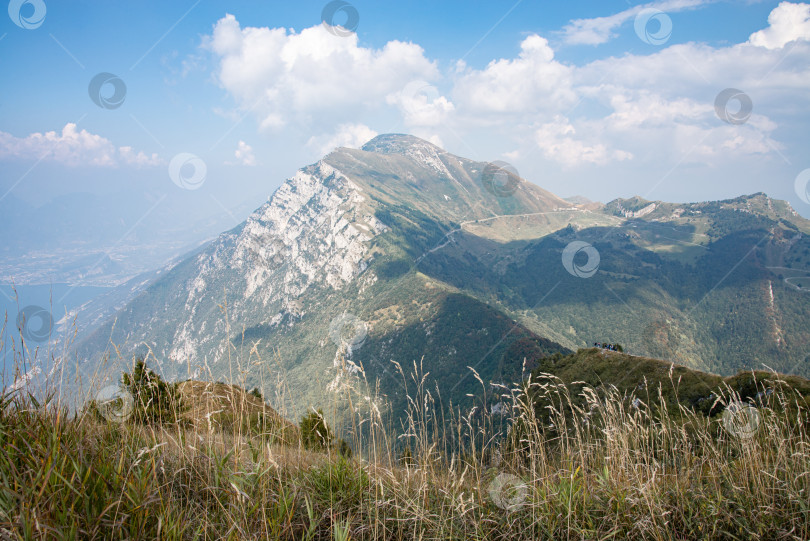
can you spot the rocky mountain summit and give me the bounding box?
[76,134,810,421]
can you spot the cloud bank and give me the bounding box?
[0,124,162,168]
[203,3,810,173]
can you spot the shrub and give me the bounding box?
[122,357,183,424]
[337,437,353,458]
[300,408,334,450]
[299,408,353,457]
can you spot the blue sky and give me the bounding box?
[2,0,810,251]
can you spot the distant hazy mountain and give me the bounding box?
[75,134,810,421]
[0,189,263,286]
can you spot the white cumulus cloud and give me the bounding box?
[386,80,454,127]
[453,35,575,116]
[205,14,439,130]
[535,116,633,166]
[0,124,162,167]
[306,123,378,156]
[230,140,257,166]
[749,2,810,49]
[201,2,810,202]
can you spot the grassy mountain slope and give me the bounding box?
[73,134,810,429]
[525,348,810,419]
[416,198,810,377]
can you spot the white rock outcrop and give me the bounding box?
[167,161,386,364]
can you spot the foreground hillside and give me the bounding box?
[3,349,810,540]
[175,379,299,444]
[527,347,810,415]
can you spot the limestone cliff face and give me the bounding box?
[167,160,387,365]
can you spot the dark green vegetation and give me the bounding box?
[300,409,333,449]
[84,357,184,425]
[123,358,184,424]
[299,408,352,458]
[353,293,570,419]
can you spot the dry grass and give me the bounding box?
[176,380,299,445]
[1,331,809,539]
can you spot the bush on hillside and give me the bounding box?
[122,357,184,424]
[300,408,352,457]
[300,408,334,450]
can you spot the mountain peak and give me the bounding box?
[360,133,443,156]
